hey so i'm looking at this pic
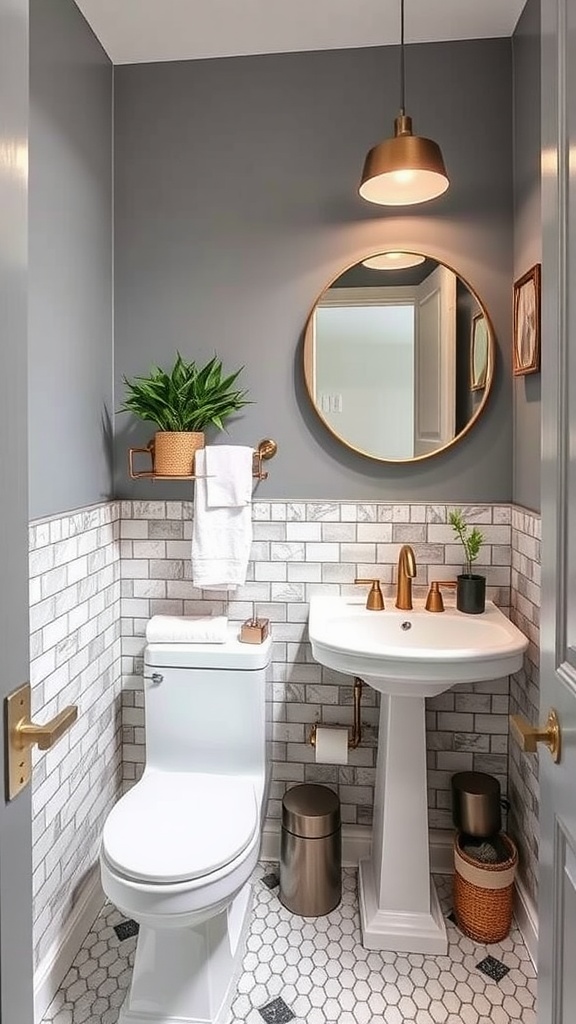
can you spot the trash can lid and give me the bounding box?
[282,784,340,838]
[451,771,501,797]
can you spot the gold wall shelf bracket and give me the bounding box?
[5,683,78,801]
[128,437,278,481]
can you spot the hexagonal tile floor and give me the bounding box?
[41,868,536,1024]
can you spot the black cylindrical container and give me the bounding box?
[456,574,486,614]
[452,771,501,837]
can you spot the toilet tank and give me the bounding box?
[143,628,272,777]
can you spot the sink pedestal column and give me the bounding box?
[358,692,448,954]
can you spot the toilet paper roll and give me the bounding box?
[315,726,349,765]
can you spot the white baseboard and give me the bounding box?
[34,867,105,1024]
[262,823,454,874]
[429,829,455,874]
[513,874,538,966]
[261,820,369,866]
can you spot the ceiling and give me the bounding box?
[73,0,527,66]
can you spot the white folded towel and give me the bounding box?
[205,445,253,507]
[191,446,253,590]
[145,615,228,644]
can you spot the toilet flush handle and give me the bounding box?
[145,672,163,686]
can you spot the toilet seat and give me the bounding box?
[102,771,258,884]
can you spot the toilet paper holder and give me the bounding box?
[309,677,363,751]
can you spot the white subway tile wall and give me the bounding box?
[119,501,514,828]
[30,498,541,971]
[29,503,122,970]
[509,506,541,906]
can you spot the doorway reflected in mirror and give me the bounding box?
[303,252,496,464]
[471,313,489,391]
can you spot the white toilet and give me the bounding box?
[100,628,272,1024]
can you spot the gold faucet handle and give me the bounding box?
[354,578,385,611]
[425,580,458,613]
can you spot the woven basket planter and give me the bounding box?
[453,832,517,943]
[152,431,205,476]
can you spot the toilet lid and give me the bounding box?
[102,772,258,884]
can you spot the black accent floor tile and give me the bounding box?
[477,955,510,982]
[114,919,139,941]
[446,911,456,923]
[261,871,280,890]
[258,997,295,1024]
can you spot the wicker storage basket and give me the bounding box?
[453,832,518,943]
[153,431,205,476]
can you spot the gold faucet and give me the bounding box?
[396,545,416,610]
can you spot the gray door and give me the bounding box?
[539,0,576,1020]
[0,0,34,1020]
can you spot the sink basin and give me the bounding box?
[309,596,528,695]
[308,593,529,955]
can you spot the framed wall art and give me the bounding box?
[513,264,541,376]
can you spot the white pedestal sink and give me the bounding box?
[308,596,528,955]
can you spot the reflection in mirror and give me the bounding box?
[303,252,494,463]
[362,251,425,271]
[471,313,489,391]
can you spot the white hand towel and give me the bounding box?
[205,445,253,507]
[191,446,253,590]
[145,615,228,644]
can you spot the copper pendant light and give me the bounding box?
[359,0,449,206]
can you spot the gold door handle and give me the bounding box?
[5,683,79,800]
[509,708,561,763]
[15,705,78,750]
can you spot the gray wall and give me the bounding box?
[513,0,541,512]
[0,1,34,1019]
[29,0,113,520]
[114,39,514,500]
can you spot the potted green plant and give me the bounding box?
[121,353,250,476]
[448,509,486,614]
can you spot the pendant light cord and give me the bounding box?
[399,0,405,115]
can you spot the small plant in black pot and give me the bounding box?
[448,509,486,614]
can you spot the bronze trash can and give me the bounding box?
[280,784,341,916]
[451,771,502,837]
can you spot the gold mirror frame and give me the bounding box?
[303,250,496,464]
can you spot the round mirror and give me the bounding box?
[303,251,495,463]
